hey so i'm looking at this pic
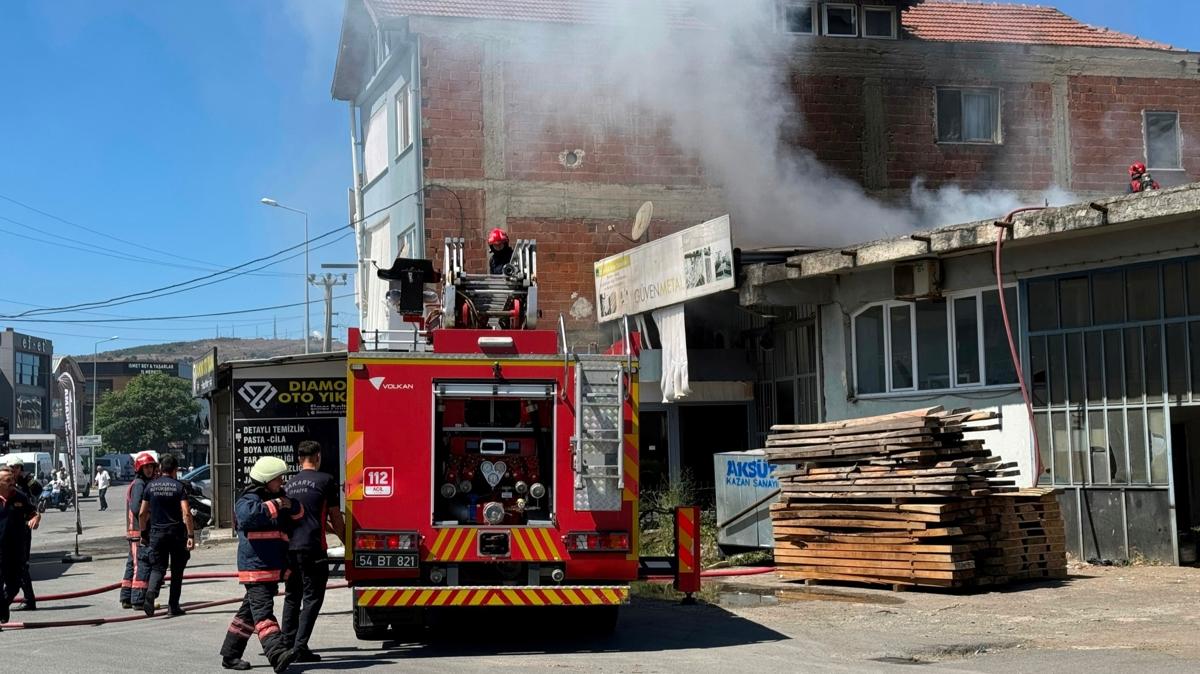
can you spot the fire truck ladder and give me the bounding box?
[572,359,625,512]
[442,237,538,328]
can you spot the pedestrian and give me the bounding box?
[138,453,194,617]
[0,467,31,630]
[121,452,157,610]
[220,456,303,673]
[281,441,344,662]
[94,465,111,511]
[5,455,40,611]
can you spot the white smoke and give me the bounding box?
[909,178,1079,228]
[500,1,1084,248]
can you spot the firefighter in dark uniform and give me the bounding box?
[220,456,304,673]
[281,441,345,662]
[138,453,194,617]
[488,227,513,275]
[5,455,40,611]
[120,452,157,609]
[0,467,28,630]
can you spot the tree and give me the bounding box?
[94,371,200,455]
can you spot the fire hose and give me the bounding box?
[2,575,349,630]
[3,566,774,629]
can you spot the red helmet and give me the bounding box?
[133,452,158,475]
[1129,162,1147,176]
[487,228,509,246]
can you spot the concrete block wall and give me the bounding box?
[1069,75,1200,191]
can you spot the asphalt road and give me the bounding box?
[6,545,1199,673]
[30,479,133,554]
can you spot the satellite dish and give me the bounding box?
[631,201,654,241]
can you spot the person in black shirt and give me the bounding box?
[4,455,40,611]
[280,441,344,663]
[0,467,28,629]
[138,454,194,617]
[487,228,513,275]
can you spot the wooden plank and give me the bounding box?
[776,555,975,571]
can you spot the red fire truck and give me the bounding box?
[343,238,699,640]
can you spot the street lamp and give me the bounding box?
[91,336,118,434]
[261,197,311,354]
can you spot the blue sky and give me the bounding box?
[0,1,1196,357]
[0,1,351,355]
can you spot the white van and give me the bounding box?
[4,452,53,483]
[95,454,134,481]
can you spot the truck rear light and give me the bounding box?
[562,531,631,552]
[354,531,418,551]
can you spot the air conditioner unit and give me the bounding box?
[893,259,942,300]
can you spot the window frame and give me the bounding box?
[777,1,816,35]
[935,86,1003,145]
[822,3,859,38]
[363,102,389,186]
[851,285,1020,397]
[1143,110,1183,171]
[395,84,413,160]
[861,5,898,40]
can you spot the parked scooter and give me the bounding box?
[182,479,211,530]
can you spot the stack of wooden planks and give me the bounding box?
[766,407,1029,589]
[979,489,1068,583]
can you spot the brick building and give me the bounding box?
[330,0,1198,492]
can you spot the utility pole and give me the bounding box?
[309,273,347,352]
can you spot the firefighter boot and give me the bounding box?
[263,633,298,674]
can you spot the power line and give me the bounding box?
[0,192,295,277]
[4,294,354,324]
[0,185,424,320]
[0,296,310,328]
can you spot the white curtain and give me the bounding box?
[652,304,691,403]
[962,92,994,142]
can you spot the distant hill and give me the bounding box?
[79,337,346,363]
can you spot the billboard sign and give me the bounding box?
[593,215,734,322]
[192,348,217,397]
[232,375,347,486]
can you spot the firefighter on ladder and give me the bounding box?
[488,227,513,275]
[1129,161,1160,193]
[120,452,157,609]
[219,456,304,673]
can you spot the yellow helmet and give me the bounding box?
[249,456,288,484]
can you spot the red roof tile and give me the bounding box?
[364,0,1177,51]
[902,1,1173,50]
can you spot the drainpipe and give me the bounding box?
[411,34,427,258]
[348,101,368,323]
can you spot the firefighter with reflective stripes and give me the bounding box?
[220,456,304,673]
[138,453,194,617]
[120,452,157,609]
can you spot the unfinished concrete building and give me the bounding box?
[329,0,1200,499]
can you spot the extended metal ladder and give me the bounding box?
[573,359,625,512]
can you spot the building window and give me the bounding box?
[374,29,392,71]
[823,3,858,37]
[852,287,1019,395]
[15,352,42,387]
[395,85,412,157]
[397,226,418,259]
[778,2,815,34]
[862,6,897,39]
[1144,111,1181,170]
[363,104,388,183]
[936,87,1001,144]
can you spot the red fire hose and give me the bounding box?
[9,572,240,604]
[3,579,348,630]
[995,207,1046,484]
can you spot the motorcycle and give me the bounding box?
[37,483,74,513]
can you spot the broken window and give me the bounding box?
[863,6,897,39]
[1144,111,1181,169]
[779,2,814,34]
[936,87,1000,143]
[822,3,858,37]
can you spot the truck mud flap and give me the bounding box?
[355,585,629,608]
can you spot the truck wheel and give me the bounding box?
[353,606,391,641]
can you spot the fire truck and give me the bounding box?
[343,237,699,640]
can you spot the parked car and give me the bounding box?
[180,464,212,501]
